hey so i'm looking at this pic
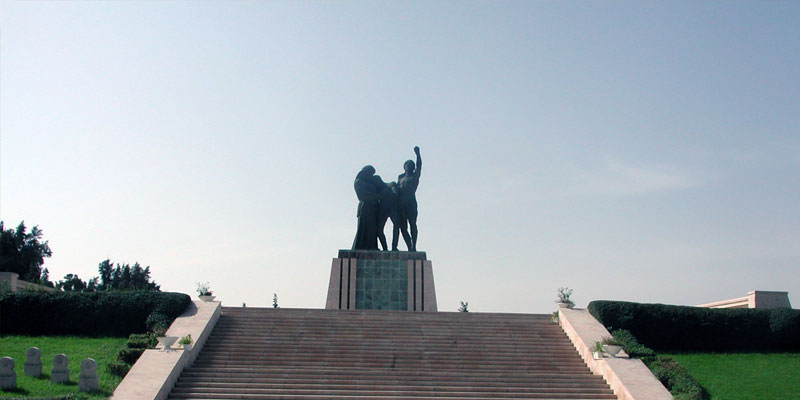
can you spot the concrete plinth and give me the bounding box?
[326,250,437,311]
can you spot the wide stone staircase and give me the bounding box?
[168,307,616,399]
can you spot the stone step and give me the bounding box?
[200,343,573,352]
[208,333,570,347]
[204,337,569,345]
[210,326,562,332]
[204,338,569,344]
[197,353,578,362]
[192,352,589,363]
[188,362,590,372]
[204,334,569,342]
[167,308,613,400]
[213,321,558,329]
[176,376,609,388]
[170,387,615,397]
[169,387,617,399]
[197,345,580,354]
[209,324,562,338]
[181,366,604,381]
[177,381,607,393]
[193,355,585,365]
[170,394,617,400]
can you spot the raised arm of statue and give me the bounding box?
[414,146,422,178]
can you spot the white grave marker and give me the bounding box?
[24,347,42,377]
[79,358,99,392]
[0,357,16,389]
[51,353,69,383]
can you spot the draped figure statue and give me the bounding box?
[350,146,422,251]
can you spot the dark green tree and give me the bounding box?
[56,273,88,291]
[41,268,53,287]
[99,259,113,288]
[0,221,53,285]
[95,259,160,291]
[119,264,132,289]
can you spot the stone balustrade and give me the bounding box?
[0,272,56,292]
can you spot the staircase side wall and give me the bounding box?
[112,300,221,400]
[558,308,672,400]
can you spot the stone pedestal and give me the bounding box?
[326,250,437,311]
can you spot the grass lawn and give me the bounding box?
[0,336,128,399]
[664,352,800,400]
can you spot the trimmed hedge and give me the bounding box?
[648,356,706,400]
[117,347,146,364]
[609,329,705,399]
[610,329,655,358]
[0,397,84,400]
[106,360,131,377]
[0,291,190,337]
[588,300,800,352]
[127,333,158,349]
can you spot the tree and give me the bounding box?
[40,268,54,288]
[0,221,53,284]
[273,293,279,308]
[94,259,160,291]
[56,274,88,291]
[98,259,113,288]
[459,301,469,312]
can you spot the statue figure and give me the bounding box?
[350,146,422,252]
[397,146,421,251]
[352,166,380,250]
[375,177,412,251]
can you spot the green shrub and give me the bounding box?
[0,291,190,337]
[106,331,159,376]
[610,329,655,359]
[127,333,157,349]
[607,329,706,400]
[588,300,799,352]
[647,356,706,400]
[106,361,131,377]
[0,396,84,400]
[117,348,145,364]
[145,312,170,334]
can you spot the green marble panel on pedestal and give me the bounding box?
[354,258,408,310]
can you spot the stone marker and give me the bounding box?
[51,353,69,383]
[24,347,42,377]
[79,358,99,392]
[0,357,16,389]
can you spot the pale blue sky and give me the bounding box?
[1,1,798,312]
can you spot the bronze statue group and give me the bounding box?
[352,146,421,252]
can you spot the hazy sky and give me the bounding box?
[2,1,798,313]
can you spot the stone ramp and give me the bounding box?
[168,308,616,400]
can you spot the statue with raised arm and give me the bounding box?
[375,176,411,251]
[397,146,421,251]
